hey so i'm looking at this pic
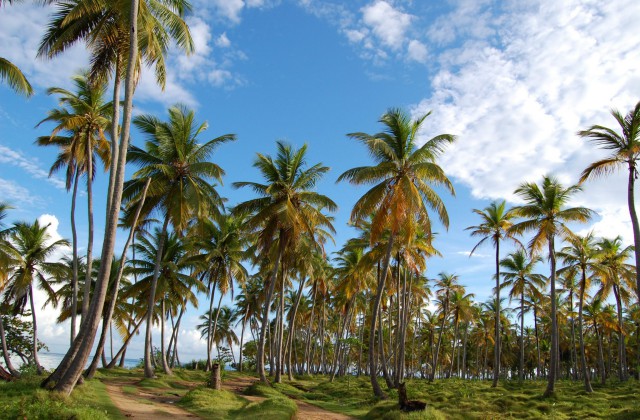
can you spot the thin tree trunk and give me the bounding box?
[107,316,144,368]
[70,171,80,345]
[209,293,224,367]
[544,236,557,397]
[534,307,541,378]
[85,178,150,379]
[0,316,19,377]
[205,286,216,371]
[286,276,306,381]
[569,291,577,380]
[577,274,593,392]
[304,282,317,375]
[369,237,394,399]
[46,0,139,395]
[105,57,121,219]
[462,323,469,379]
[431,301,448,382]
[81,135,94,321]
[160,299,172,374]
[627,162,640,309]
[275,272,285,383]
[238,304,249,372]
[29,286,43,374]
[257,244,283,382]
[613,284,627,381]
[519,293,525,381]
[144,215,170,378]
[493,240,500,387]
[595,324,605,385]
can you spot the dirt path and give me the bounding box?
[103,379,198,419]
[222,375,353,420]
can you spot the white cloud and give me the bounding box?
[407,39,428,63]
[456,250,491,259]
[216,32,231,48]
[0,178,42,206]
[0,145,66,190]
[361,1,413,50]
[411,0,640,247]
[210,0,245,24]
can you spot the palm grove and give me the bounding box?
[1,0,640,401]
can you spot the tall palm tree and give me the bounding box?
[2,220,69,374]
[44,0,193,395]
[36,72,112,338]
[233,141,336,383]
[467,200,518,387]
[500,250,545,382]
[337,108,455,397]
[124,104,234,378]
[198,306,239,362]
[510,175,593,396]
[557,233,599,391]
[0,203,20,378]
[579,102,640,307]
[430,272,462,381]
[595,236,635,381]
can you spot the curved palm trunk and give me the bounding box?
[204,286,216,371]
[0,316,19,377]
[81,137,94,321]
[86,178,150,379]
[493,240,500,387]
[577,271,593,392]
[105,57,121,219]
[238,304,250,372]
[257,244,284,382]
[534,306,541,378]
[46,1,140,396]
[144,215,170,378]
[209,293,224,368]
[107,316,145,368]
[544,236,557,397]
[627,162,640,307]
[29,285,43,375]
[160,299,172,374]
[70,171,80,345]
[431,302,448,382]
[519,293,525,381]
[369,236,394,399]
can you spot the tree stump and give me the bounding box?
[210,363,221,390]
[398,382,426,412]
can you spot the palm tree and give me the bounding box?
[500,250,545,382]
[36,72,112,338]
[557,233,599,391]
[233,141,336,383]
[193,212,249,371]
[0,203,20,378]
[579,102,640,307]
[595,236,635,381]
[337,108,455,397]
[510,176,593,396]
[430,272,462,381]
[467,200,518,387]
[43,0,194,395]
[0,57,33,97]
[124,104,234,378]
[198,306,239,363]
[2,220,69,374]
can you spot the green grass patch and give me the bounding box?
[0,373,124,420]
[239,396,297,420]
[178,387,248,418]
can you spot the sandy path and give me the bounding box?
[222,375,353,420]
[104,379,198,419]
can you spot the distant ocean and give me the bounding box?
[37,352,140,370]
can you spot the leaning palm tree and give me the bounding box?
[510,175,593,396]
[337,108,455,397]
[579,101,640,307]
[124,104,234,378]
[2,220,69,374]
[557,233,599,391]
[233,141,336,383]
[36,72,112,338]
[0,203,20,378]
[466,200,518,387]
[500,250,545,382]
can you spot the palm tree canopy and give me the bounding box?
[510,175,594,254]
[579,101,640,181]
[124,104,235,232]
[337,108,455,243]
[467,200,519,254]
[0,57,33,97]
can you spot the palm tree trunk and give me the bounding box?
[520,293,525,381]
[369,236,394,399]
[462,323,469,379]
[431,302,448,382]
[160,299,172,374]
[534,307,541,378]
[70,171,80,345]
[85,178,150,379]
[29,285,43,374]
[105,56,121,219]
[450,320,459,379]
[569,291,577,380]
[577,274,593,392]
[238,304,250,372]
[144,215,170,378]
[107,316,144,368]
[257,243,284,382]
[275,273,285,383]
[612,284,627,381]
[544,236,557,397]
[81,135,94,321]
[209,293,224,367]
[595,324,605,385]
[0,316,19,377]
[46,0,139,395]
[304,282,317,375]
[627,162,640,308]
[286,276,306,381]
[493,240,501,387]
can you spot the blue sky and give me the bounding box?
[1,0,639,360]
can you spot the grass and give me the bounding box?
[278,375,640,419]
[0,372,124,420]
